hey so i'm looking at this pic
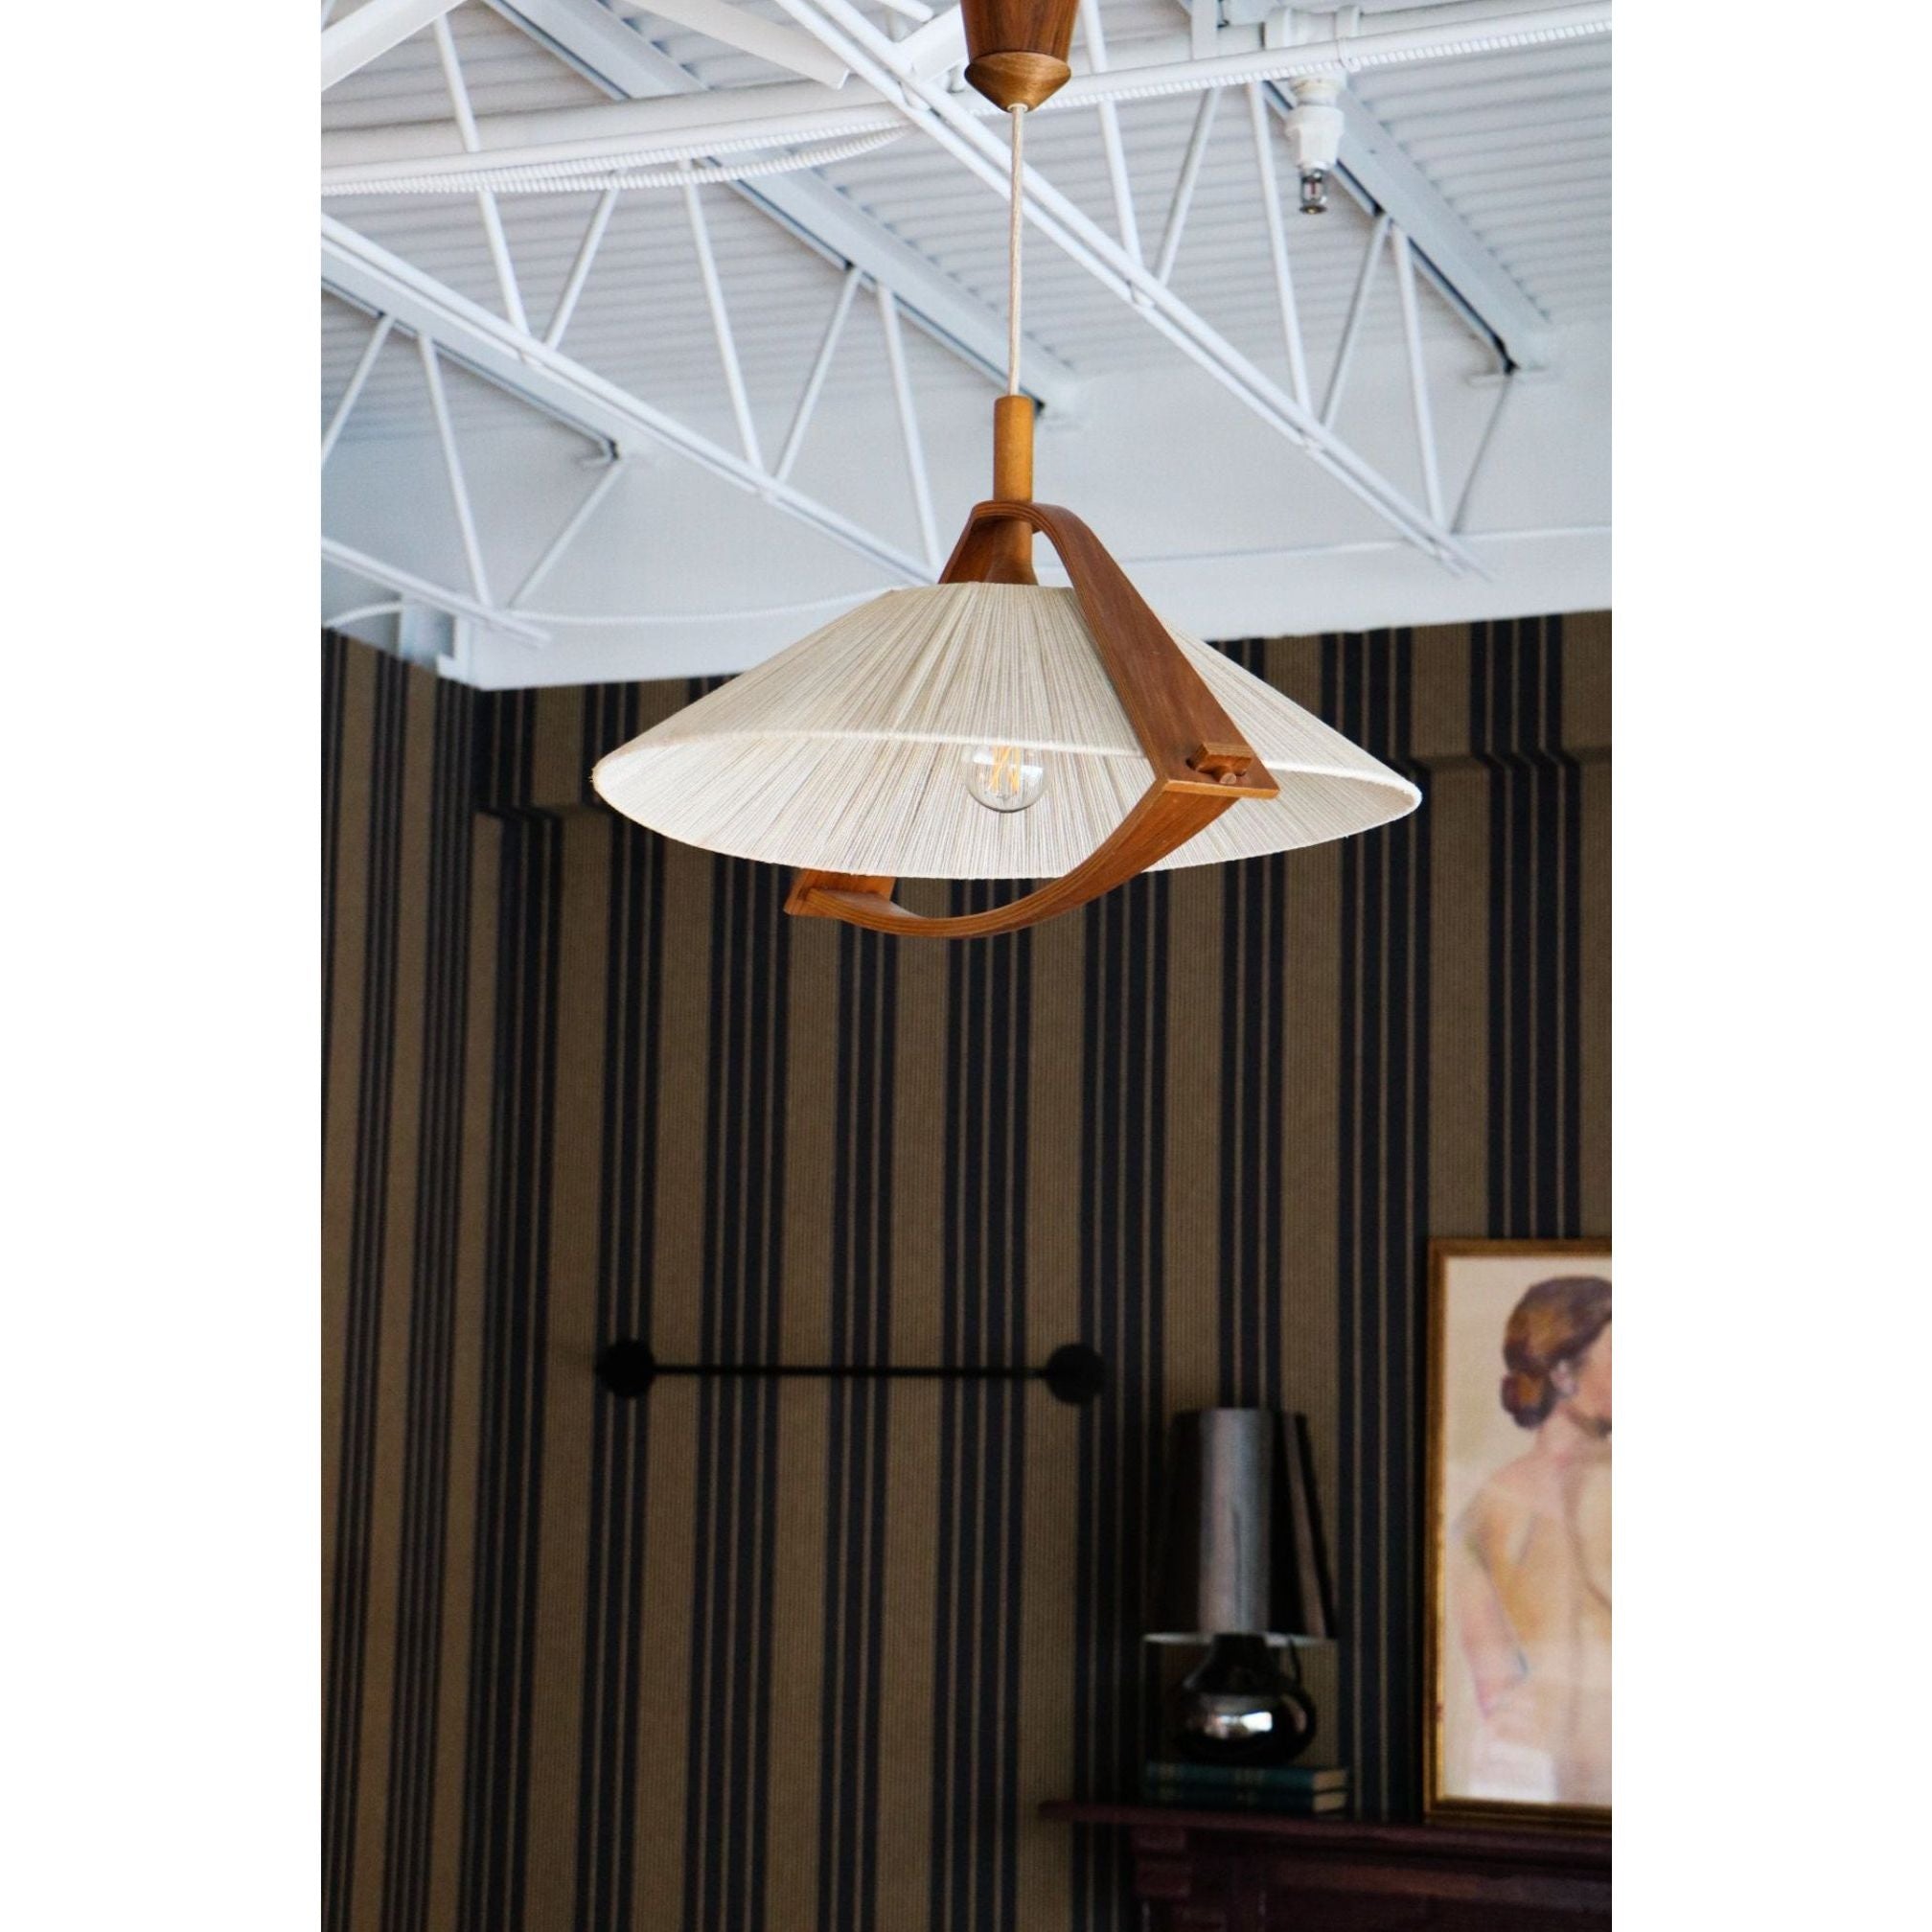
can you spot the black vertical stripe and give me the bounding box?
[1070,876,1103,1932]
[581,680,633,809]
[380,678,477,1932]
[683,847,789,1932]
[324,649,408,1932]
[458,807,563,1932]
[1474,621,1581,1238]
[1529,627,1561,1227]
[1507,627,1535,1228]
[1337,630,1368,1807]
[1555,620,1584,1236]
[1216,638,1286,1410]
[575,685,665,1932]
[1071,870,1169,1932]
[685,864,727,1932]
[1326,634,1362,1807]
[1476,622,1507,1225]
[322,631,350,1139]
[817,923,897,1932]
[1392,632,1430,1821]
[474,688,537,815]
[932,890,1030,1932]
[1329,632,1430,1821]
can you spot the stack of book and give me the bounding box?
[1140,1761,1350,1816]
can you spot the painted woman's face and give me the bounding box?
[1564,1322,1612,1425]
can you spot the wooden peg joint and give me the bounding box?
[1191,743,1256,785]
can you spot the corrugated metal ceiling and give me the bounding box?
[323,1,1609,444]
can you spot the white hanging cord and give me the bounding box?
[1007,104,1026,397]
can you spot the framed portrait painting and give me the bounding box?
[1425,1240,1611,1829]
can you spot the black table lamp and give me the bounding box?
[1148,1409,1335,1765]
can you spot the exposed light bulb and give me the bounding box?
[965,743,1045,813]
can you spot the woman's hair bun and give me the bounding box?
[1498,1275,1610,1428]
[1499,1368,1555,1426]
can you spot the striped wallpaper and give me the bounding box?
[323,613,1610,1931]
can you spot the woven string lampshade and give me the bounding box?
[590,0,1421,941]
[592,582,1418,882]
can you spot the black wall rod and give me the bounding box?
[595,1339,1105,1408]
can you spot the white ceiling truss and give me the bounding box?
[321,0,1612,658]
[321,0,469,93]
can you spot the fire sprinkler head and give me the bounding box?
[1286,76,1346,215]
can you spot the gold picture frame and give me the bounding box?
[1424,1239,1611,1831]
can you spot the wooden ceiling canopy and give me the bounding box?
[960,0,1081,113]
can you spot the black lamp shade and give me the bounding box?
[1148,1408,1333,1644]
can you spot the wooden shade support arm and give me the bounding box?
[786,495,1279,939]
[784,785,1241,939]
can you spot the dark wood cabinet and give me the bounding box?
[1041,1802,1609,1930]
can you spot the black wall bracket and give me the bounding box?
[595,1339,1106,1408]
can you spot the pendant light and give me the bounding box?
[591,0,1420,940]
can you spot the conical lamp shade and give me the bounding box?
[592,584,1417,881]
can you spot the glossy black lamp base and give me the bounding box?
[1170,1635,1318,1765]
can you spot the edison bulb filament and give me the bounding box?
[966,744,1045,813]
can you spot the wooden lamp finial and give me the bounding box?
[961,0,1081,113]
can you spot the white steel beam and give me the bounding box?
[321,313,395,467]
[876,287,940,574]
[608,0,850,89]
[683,184,765,470]
[510,456,631,606]
[1155,88,1219,284]
[477,0,695,92]
[319,79,890,176]
[322,537,550,644]
[1321,212,1390,429]
[329,6,1609,179]
[772,0,1478,571]
[417,334,494,604]
[1392,231,1446,528]
[1246,81,1310,412]
[544,186,619,348]
[477,0,1078,413]
[323,214,931,583]
[776,265,862,484]
[1452,371,1514,531]
[1051,6,1611,104]
[1078,0,1144,268]
[320,0,465,91]
[431,14,532,334]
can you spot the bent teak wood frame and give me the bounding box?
[785,403,1280,940]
